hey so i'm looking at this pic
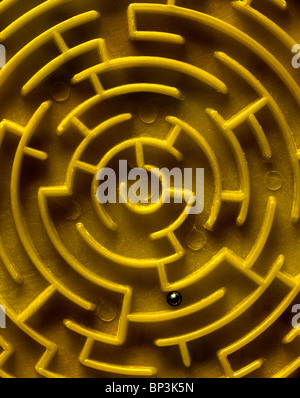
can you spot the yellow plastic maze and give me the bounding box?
[0,0,300,378]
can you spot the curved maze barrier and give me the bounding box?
[0,0,299,378]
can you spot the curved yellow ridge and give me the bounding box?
[166,116,222,231]
[119,180,164,216]
[267,0,287,9]
[155,253,284,347]
[127,4,299,105]
[272,357,300,378]
[77,337,157,376]
[0,0,19,14]
[0,293,64,377]
[128,0,287,46]
[242,0,287,11]
[72,56,228,94]
[215,51,300,223]
[272,324,300,377]
[0,11,100,85]
[206,107,251,227]
[21,39,107,96]
[0,231,22,284]
[92,136,183,231]
[149,194,195,241]
[38,114,137,349]
[57,84,181,135]
[0,335,14,378]
[38,114,135,291]
[0,0,71,42]
[77,222,184,268]
[127,3,184,44]
[218,267,300,377]
[64,284,132,346]
[0,116,51,284]
[127,288,226,322]
[232,1,294,49]
[157,196,276,291]
[247,114,272,160]
[9,101,95,311]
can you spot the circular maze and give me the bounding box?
[0,0,300,378]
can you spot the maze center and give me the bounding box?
[0,0,300,379]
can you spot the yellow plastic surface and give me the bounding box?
[0,0,300,378]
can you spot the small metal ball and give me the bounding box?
[167,291,182,307]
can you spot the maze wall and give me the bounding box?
[0,0,300,378]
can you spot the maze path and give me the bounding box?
[0,11,100,86]
[0,0,299,378]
